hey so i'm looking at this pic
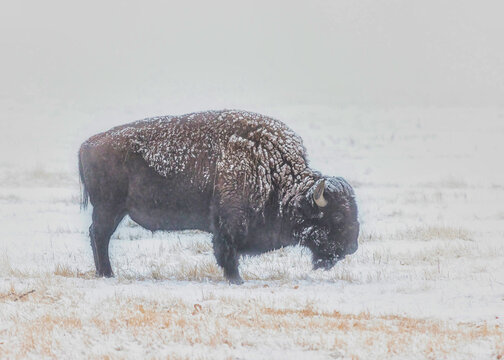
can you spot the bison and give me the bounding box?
[79,110,359,284]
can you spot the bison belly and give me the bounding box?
[125,154,213,232]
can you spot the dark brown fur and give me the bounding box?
[79,110,359,284]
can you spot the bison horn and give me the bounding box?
[313,179,328,208]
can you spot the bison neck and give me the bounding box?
[237,185,315,256]
[238,216,298,256]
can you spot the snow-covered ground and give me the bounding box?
[0,106,503,359]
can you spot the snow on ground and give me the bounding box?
[0,107,503,359]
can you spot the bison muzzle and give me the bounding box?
[79,110,359,284]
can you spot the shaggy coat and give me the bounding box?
[79,110,359,283]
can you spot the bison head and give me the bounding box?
[293,177,359,270]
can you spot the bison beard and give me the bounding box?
[79,110,359,284]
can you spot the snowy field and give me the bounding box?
[0,106,503,359]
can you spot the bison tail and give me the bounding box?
[78,151,89,210]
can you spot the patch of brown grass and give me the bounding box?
[174,261,222,281]
[360,226,473,243]
[187,240,212,254]
[85,298,504,355]
[13,314,83,358]
[392,226,473,241]
[53,264,94,279]
[358,230,383,242]
[2,293,503,359]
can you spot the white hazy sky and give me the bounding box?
[1,0,503,110]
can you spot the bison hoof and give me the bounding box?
[228,277,244,285]
[96,271,114,278]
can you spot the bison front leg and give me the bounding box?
[212,158,252,284]
[212,232,243,285]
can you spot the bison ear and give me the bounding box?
[313,179,328,208]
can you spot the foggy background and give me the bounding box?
[1,0,503,175]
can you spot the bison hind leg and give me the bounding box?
[90,206,125,277]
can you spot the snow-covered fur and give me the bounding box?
[79,110,359,284]
[85,110,314,214]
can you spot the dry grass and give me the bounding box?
[0,183,502,358]
[0,284,36,303]
[47,224,86,235]
[50,194,81,206]
[53,264,95,279]
[0,194,21,203]
[392,226,473,242]
[419,177,469,189]
[0,168,76,188]
[360,226,472,242]
[1,292,502,359]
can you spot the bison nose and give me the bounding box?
[346,242,358,255]
[345,223,360,255]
